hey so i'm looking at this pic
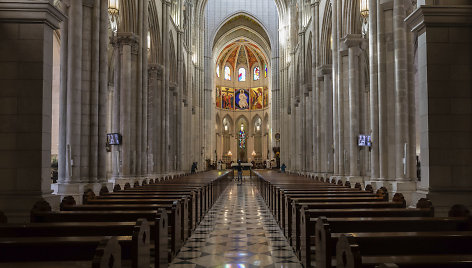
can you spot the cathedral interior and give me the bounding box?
[0,0,471,267]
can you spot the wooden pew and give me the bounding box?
[101,190,200,227]
[285,193,385,239]
[58,201,182,258]
[316,216,472,268]
[0,236,121,268]
[83,196,192,241]
[376,256,472,268]
[336,232,472,268]
[0,215,169,268]
[288,194,389,249]
[31,207,180,260]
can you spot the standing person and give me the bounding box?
[281,163,286,173]
[237,160,243,183]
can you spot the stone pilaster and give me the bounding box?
[0,1,65,222]
[406,5,472,215]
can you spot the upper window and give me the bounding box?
[224,66,231,80]
[216,65,220,78]
[264,64,268,78]
[254,66,260,81]
[238,67,246,82]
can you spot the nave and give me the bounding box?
[170,182,301,268]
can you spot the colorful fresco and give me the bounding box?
[216,87,221,108]
[263,87,269,108]
[235,89,250,110]
[250,87,263,110]
[221,87,234,110]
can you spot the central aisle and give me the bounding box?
[170,182,302,268]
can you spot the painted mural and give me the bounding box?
[250,87,263,110]
[221,87,234,110]
[216,87,221,108]
[235,89,250,110]
[263,87,269,108]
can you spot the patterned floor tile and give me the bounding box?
[169,182,301,268]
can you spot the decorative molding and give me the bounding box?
[406,6,472,34]
[342,34,364,48]
[0,1,66,29]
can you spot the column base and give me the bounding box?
[344,176,365,188]
[418,190,472,217]
[53,182,113,205]
[364,179,417,205]
[0,192,60,223]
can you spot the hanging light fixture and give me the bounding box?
[360,0,369,38]
[108,0,120,35]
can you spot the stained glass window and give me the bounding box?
[216,65,220,78]
[238,68,246,81]
[254,66,260,80]
[264,64,268,78]
[239,124,246,149]
[224,66,231,80]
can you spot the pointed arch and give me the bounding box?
[148,0,161,64]
[320,2,332,65]
[169,31,177,84]
[305,32,313,86]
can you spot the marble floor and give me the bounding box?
[169,182,302,268]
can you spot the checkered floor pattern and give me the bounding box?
[169,182,302,268]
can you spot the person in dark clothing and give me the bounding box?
[237,161,243,183]
[191,162,198,174]
[281,163,286,173]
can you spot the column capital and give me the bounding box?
[0,1,66,29]
[148,64,164,80]
[342,34,364,48]
[317,64,332,78]
[111,32,139,46]
[311,0,320,7]
[406,5,472,34]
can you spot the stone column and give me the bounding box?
[0,1,65,222]
[163,0,171,173]
[65,0,83,183]
[406,5,472,215]
[368,0,380,180]
[318,65,333,176]
[147,64,158,175]
[393,0,409,180]
[111,39,121,181]
[117,33,139,183]
[377,2,388,180]
[58,1,69,188]
[98,0,109,183]
[331,0,339,176]
[141,0,149,177]
[313,0,321,174]
[344,35,363,178]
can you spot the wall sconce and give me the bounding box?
[228,150,232,156]
[360,0,369,38]
[108,0,119,35]
[251,150,257,158]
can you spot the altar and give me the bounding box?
[231,162,253,177]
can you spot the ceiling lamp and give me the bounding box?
[360,0,369,38]
[108,0,120,35]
